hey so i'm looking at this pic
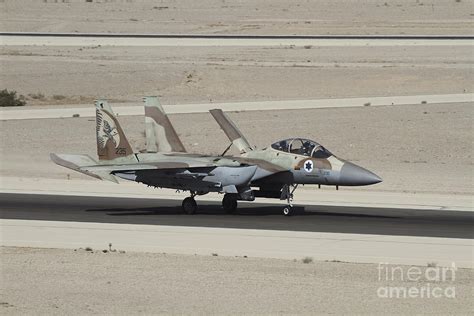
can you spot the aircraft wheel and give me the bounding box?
[222,194,238,213]
[182,197,197,215]
[283,206,293,216]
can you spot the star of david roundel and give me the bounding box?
[304,160,313,173]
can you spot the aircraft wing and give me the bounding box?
[51,153,216,182]
[52,152,289,192]
[95,157,288,184]
[82,162,215,172]
[110,164,260,193]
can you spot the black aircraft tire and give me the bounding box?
[182,197,197,215]
[283,206,293,216]
[222,194,238,214]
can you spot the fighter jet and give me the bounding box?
[51,98,381,216]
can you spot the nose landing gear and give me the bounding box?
[281,184,298,216]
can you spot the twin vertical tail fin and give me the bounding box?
[209,109,253,154]
[144,96,186,153]
[50,99,135,183]
[95,99,134,161]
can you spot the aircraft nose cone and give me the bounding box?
[339,162,382,186]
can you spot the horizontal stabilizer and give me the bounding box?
[50,153,118,183]
[209,109,252,154]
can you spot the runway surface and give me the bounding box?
[1,193,473,267]
[1,93,472,120]
[1,193,473,239]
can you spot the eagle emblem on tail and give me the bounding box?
[96,109,120,149]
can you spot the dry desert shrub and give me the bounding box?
[28,92,45,100]
[0,89,26,107]
[52,95,66,100]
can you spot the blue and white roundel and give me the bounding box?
[304,160,313,173]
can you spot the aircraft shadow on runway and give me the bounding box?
[86,205,398,219]
[1,193,473,239]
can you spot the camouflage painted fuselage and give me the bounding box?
[244,147,343,185]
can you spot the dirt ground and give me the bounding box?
[1,0,472,35]
[1,247,472,315]
[0,102,472,195]
[1,45,472,105]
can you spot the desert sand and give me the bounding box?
[1,247,472,315]
[1,45,472,106]
[2,0,473,35]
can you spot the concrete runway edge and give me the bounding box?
[1,93,473,121]
[1,219,472,268]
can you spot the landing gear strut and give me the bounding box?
[222,193,238,214]
[282,184,298,216]
[182,191,198,215]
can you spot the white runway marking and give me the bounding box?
[1,35,473,47]
[1,93,472,121]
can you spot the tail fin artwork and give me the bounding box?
[50,99,135,182]
[209,109,253,154]
[144,96,186,153]
[95,99,134,160]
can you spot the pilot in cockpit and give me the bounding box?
[302,141,315,156]
[277,140,288,152]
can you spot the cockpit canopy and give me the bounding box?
[271,138,332,158]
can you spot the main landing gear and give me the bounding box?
[222,193,238,214]
[181,186,299,216]
[281,184,298,216]
[182,192,198,215]
[181,192,238,215]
